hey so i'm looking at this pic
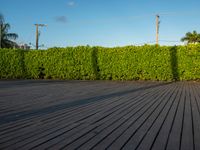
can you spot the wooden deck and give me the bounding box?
[0,80,200,150]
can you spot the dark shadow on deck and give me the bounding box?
[0,82,172,125]
[170,46,179,81]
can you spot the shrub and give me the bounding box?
[0,49,25,79]
[24,46,97,80]
[97,45,173,80]
[1,44,200,81]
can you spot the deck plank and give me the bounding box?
[107,84,172,150]
[32,84,164,150]
[151,82,182,150]
[190,83,200,150]
[180,83,194,150]
[135,83,179,150]
[0,81,199,150]
[63,85,166,150]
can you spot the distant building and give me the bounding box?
[19,44,31,50]
[16,43,31,50]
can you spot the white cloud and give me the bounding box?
[67,1,75,7]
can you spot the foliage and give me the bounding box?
[97,45,172,80]
[0,49,25,78]
[181,30,200,44]
[1,45,200,81]
[24,46,97,79]
[0,14,18,48]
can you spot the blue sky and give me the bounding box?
[1,0,200,48]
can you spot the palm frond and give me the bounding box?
[181,31,200,44]
[3,39,18,48]
[0,14,4,24]
[6,33,18,40]
[0,14,18,48]
[2,23,10,33]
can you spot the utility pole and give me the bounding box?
[34,24,47,50]
[156,14,160,45]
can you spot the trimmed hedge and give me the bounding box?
[24,46,97,80]
[0,49,25,79]
[1,44,200,81]
[97,45,173,80]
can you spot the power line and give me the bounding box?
[159,40,181,43]
[134,41,156,46]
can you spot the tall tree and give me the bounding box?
[0,14,18,48]
[181,30,200,44]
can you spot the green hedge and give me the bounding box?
[24,46,97,79]
[97,45,173,80]
[1,44,200,80]
[0,49,25,79]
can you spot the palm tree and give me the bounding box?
[181,30,200,44]
[0,14,18,48]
